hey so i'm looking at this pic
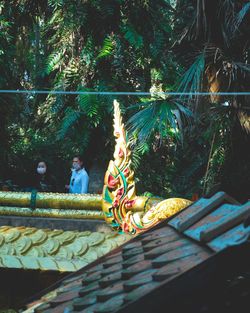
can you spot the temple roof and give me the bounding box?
[0,226,130,272]
[23,191,250,312]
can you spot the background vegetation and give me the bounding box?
[0,0,249,200]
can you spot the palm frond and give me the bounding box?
[122,24,143,49]
[97,36,115,59]
[233,62,250,73]
[131,142,150,171]
[77,88,102,127]
[80,36,95,66]
[234,2,250,29]
[178,53,205,96]
[43,50,64,76]
[127,99,185,144]
[48,0,63,9]
[77,92,98,118]
[57,108,81,139]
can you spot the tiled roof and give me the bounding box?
[0,226,130,272]
[23,192,250,313]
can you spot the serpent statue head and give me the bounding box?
[102,100,192,235]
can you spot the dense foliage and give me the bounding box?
[0,0,249,200]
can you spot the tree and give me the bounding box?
[129,0,250,200]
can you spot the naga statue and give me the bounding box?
[102,100,191,234]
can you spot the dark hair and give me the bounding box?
[73,155,89,173]
[37,161,47,167]
[73,155,84,163]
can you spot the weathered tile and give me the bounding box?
[96,282,124,302]
[82,271,102,286]
[122,246,144,260]
[185,203,250,242]
[141,226,177,243]
[153,251,211,281]
[84,264,103,274]
[72,292,98,311]
[98,271,122,288]
[123,269,157,291]
[169,192,238,232]
[102,255,123,268]
[100,263,123,276]
[122,260,152,279]
[124,282,160,303]
[152,244,203,268]
[208,224,250,251]
[75,303,100,313]
[144,238,190,259]
[79,282,100,297]
[93,294,125,312]
[122,241,142,251]
[122,253,144,269]
[105,251,122,259]
[49,290,79,307]
[56,283,82,295]
[57,278,82,293]
[26,193,249,313]
[62,275,85,286]
[143,233,180,252]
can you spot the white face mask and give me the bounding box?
[72,163,81,171]
[37,167,46,175]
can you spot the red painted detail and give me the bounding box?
[108,175,119,188]
[118,148,124,158]
[123,222,130,233]
[125,200,136,209]
[117,188,124,198]
[124,168,130,177]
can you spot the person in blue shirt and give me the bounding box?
[65,156,89,194]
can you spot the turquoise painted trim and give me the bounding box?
[104,187,113,204]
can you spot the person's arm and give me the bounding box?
[81,172,89,194]
[68,172,74,193]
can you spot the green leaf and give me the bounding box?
[97,36,115,59]
[43,51,64,75]
[57,108,81,139]
[122,24,143,49]
[178,53,205,96]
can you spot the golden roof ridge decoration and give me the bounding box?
[101,100,192,234]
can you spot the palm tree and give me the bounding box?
[129,0,250,200]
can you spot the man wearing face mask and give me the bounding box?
[65,156,89,194]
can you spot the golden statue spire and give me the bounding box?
[102,100,192,234]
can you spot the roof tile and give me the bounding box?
[144,238,190,259]
[24,192,250,313]
[153,251,211,282]
[122,253,144,268]
[152,245,204,268]
[72,291,98,311]
[121,260,152,279]
[123,269,157,291]
[96,282,124,302]
[142,232,180,252]
[124,282,160,303]
[169,192,239,232]
[93,294,125,313]
[78,282,100,297]
[98,271,122,288]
